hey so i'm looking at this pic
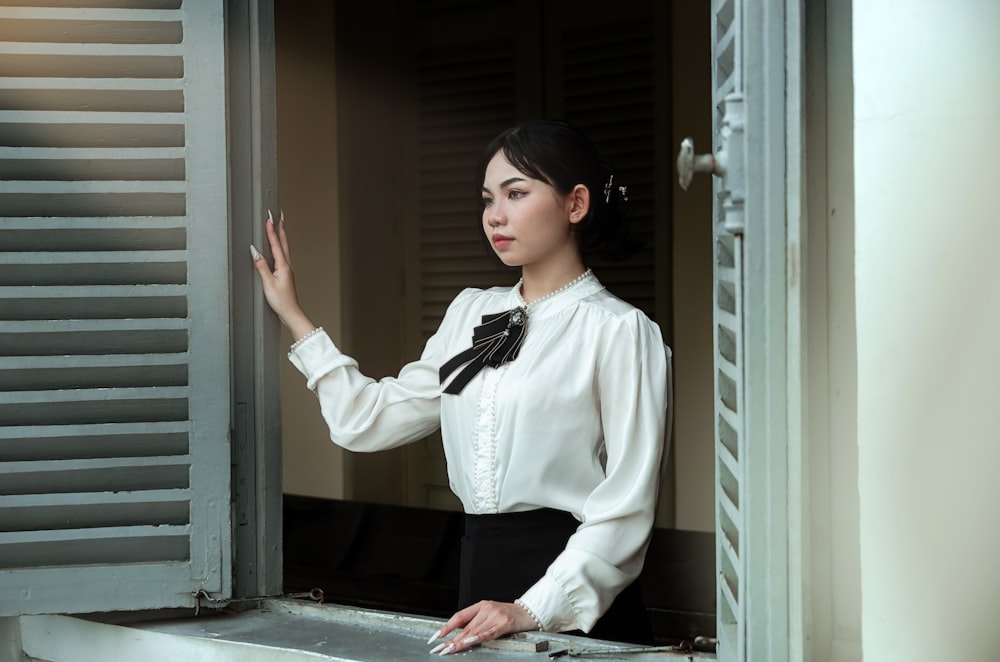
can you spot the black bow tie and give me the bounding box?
[439,307,527,395]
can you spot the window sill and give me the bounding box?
[18,600,715,661]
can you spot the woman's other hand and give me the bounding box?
[426,600,538,655]
[250,210,317,341]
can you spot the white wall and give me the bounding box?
[854,2,1000,660]
[806,1,862,659]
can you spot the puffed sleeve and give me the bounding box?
[517,310,669,633]
[287,289,476,452]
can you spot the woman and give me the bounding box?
[251,120,670,655]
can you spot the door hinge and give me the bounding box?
[192,588,325,616]
[718,93,746,235]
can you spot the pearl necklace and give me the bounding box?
[516,268,593,308]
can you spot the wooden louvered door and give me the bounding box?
[0,1,232,615]
[543,0,671,328]
[401,1,527,510]
[401,0,670,510]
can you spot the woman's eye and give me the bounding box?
[481,197,493,208]
[508,190,525,200]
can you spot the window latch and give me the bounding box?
[675,93,746,235]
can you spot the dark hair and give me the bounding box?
[476,119,640,261]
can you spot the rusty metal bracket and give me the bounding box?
[192,587,325,616]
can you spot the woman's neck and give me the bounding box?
[519,260,588,304]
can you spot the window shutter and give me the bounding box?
[556,11,662,322]
[402,3,522,510]
[413,30,520,341]
[711,0,746,659]
[0,0,232,615]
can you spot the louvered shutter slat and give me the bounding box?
[0,422,187,461]
[0,0,231,616]
[1,285,186,320]
[1,352,185,377]
[0,387,188,427]
[711,0,747,659]
[718,557,739,614]
[0,526,190,568]
[2,489,190,531]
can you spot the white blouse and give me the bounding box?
[287,272,670,633]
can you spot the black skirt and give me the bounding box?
[458,508,653,645]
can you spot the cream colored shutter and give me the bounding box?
[710,1,797,657]
[711,0,747,659]
[0,0,232,615]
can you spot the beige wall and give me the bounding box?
[670,2,716,532]
[855,2,1000,659]
[275,2,346,500]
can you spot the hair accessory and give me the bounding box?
[439,307,527,395]
[603,174,628,204]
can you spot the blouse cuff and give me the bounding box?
[287,327,358,389]
[517,575,581,633]
[513,599,543,631]
[289,326,325,353]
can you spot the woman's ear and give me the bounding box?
[567,184,590,225]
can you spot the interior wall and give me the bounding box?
[275,1,346,500]
[805,1,862,660]
[854,2,1000,659]
[670,2,715,532]
[332,0,410,505]
[823,1,863,655]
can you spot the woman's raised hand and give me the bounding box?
[426,600,539,655]
[250,210,318,341]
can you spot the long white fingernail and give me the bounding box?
[429,643,446,654]
[438,644,455,656]
[462,636,478,644]
[267,209,274,223]
[250,244,261,261]
[426,629,441,644]
[279,209,285,224]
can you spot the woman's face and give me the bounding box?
[481,152,583,269]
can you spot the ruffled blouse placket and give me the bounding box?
[471,362,506,513]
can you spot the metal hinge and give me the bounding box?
[192,588,324,616]
[717,93,746,235]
